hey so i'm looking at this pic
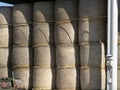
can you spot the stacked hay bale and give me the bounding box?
[79,0,106,89]
[12,4,32,89]
[33,2,55,90]
[55,0,79,89]
[0,7,12,78]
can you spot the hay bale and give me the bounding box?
[79,0,107,42]
[55,0,78,44]
[80,68,105,90]
[0,68,8,78]
[56,45,79,67]
[12,47,30,67]
[0,48,8,66]
[0,7,12,79]
[34,46,55,67]
[33,2,54,44]
[56,68,77,89]
[13,4,32,45]
[33,67,54,89]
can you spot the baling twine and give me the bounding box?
[0,16,107,26]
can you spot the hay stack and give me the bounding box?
[33,2,55,89]
[55,0,78,89]
[0,7,12,78]
[12,4,32,89]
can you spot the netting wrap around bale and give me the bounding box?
[55,0,78,44]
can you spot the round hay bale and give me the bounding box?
[13,4,32,45]
[33,67,53,89]
[13,67,30,89]
[33,2,54,44]
[12,47,29,67]
[34,46,55,67]
[80,68,106,90]
[0,68,8,78]
[79,0,107,42]
[80,42,105,67]
[55,0,78,44]
[0,7,11,46]
[56,68,76,89]
[56,45,79,67]
[0,48,8,66]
